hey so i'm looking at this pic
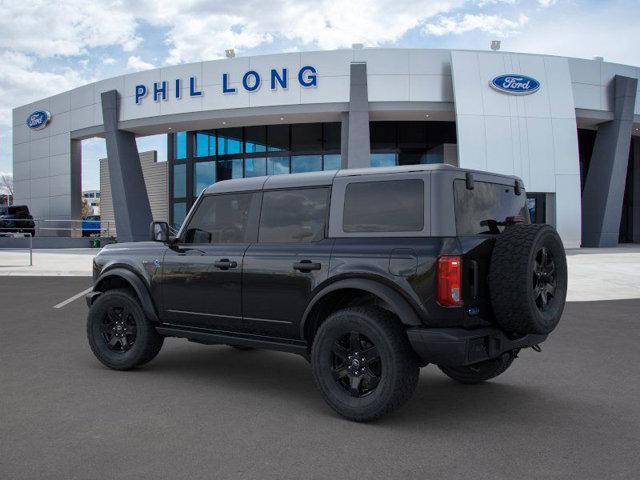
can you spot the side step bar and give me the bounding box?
[156,325,309,356]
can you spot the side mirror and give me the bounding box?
[150,221,170,243]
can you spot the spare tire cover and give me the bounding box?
[489,224,567,335]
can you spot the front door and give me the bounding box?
[160,191,260,332]
[242,187,333,339]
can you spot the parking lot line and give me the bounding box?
[53,287,93,309]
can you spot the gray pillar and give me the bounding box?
[101,90,153,242]
[345,62,370,169]
[582,75,638,247]
[633,139,640,243]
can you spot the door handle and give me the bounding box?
[214,259,238,270]
[293,260,322,272]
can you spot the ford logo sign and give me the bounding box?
[490,74,540,95]
[26,110,51,130]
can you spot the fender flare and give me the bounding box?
[300,278,422,338]
[92,267,160,323]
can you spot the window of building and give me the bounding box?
[259,188,329,243]
[292,123,322,152]
[217,159,243,181]
[267,124,289,152]
[245,157,267,177]
[291,155,322,173]
[371,153,397,168]
[174,131,187,160]
[194,161,215,196]
[183,193,255,244]
[245,126,267,153]
[323,154,341,170]
[173,163,186,198]
[173,202,187,230]
[267,156,290,175]
[195,131,216,157]
[343,180,424,232]
[217,128,243,155]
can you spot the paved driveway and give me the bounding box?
[1,277,639,479]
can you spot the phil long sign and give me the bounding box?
[490,74,540,95]
[135,66,318,105]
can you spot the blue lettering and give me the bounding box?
[153,81,167,102]
[135,85,147,104]
[270,68,287,90]
[175,79,181,99]
[222,73,236,93]
[242,70,261,92]
[189,76,202,97]
[298,66,317,87]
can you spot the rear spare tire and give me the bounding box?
[489,224,567,335]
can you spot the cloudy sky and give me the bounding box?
[0,0,638,190]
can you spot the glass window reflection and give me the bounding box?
[245,158,267,177]
[218,128,243,155]
[291,155,322,173]
[174,131,187,160]
[370,153,397,168]
[323,154,341,171]
[173,163,186,197]
[194,161,216,196]
[267,157,290,175]
[195,131,215,157]
[217,159,243,181]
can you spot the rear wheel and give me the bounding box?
[439,352,516,385]
[87,289,164,370]
[311,306,419,422]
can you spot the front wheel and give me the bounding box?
[87,289,164,370]
[311,306,419,422]
[438,351,517,385]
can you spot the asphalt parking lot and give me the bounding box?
[1,277,639,479]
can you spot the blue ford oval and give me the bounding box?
[26,110,51,130]
[490,74,540,95]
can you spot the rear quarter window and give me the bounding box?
[343,179,424,233]
[454,180,529,235]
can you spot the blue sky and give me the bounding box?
[1,0,638,191]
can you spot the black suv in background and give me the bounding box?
[0,205,35,236]
[86,165,567,421]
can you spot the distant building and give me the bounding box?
[99,150,168,237]
[82,189,100,215]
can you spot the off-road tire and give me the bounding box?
[311,306,419,422]
[489,224,567,335]
[438,352,516,384]
[87,289,164,370]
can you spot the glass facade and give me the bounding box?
[168,123,342,227]
[168,121,457,228]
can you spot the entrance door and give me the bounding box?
[242,187,333,339]
[160,191,261,332]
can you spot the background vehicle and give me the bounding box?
[0,205,35,236]
[85,165,567,421]
[82,215,101,237]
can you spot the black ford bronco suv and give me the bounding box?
[86,164,567,421]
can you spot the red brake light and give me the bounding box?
[437,256,462,307]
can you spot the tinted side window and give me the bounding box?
[183,193,255,244]
[454,180,529,235]
[343,180,424,232]
[259,188,329,243]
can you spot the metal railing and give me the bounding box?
[0,218,116,238]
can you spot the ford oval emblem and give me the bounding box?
[26,110,51,130]
[490,74,540,95]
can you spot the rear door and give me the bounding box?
[241,187,333,339]
[160,191,261,332]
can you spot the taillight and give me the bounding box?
[437,256,462,307]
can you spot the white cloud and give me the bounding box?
[538,0,558,7]
[424,13,529,36]
[126,56,156,72]
[102,57,116,65]
[0,0,141,57]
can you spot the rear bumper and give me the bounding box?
[407,326,547,367]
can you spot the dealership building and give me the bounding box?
[11,48,640,247]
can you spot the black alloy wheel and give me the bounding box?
[532,246,556,312]
[101,305,137,352]
[331,331,382,398]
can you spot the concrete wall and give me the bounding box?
[451,51,582,247]
[99,150,168,238]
